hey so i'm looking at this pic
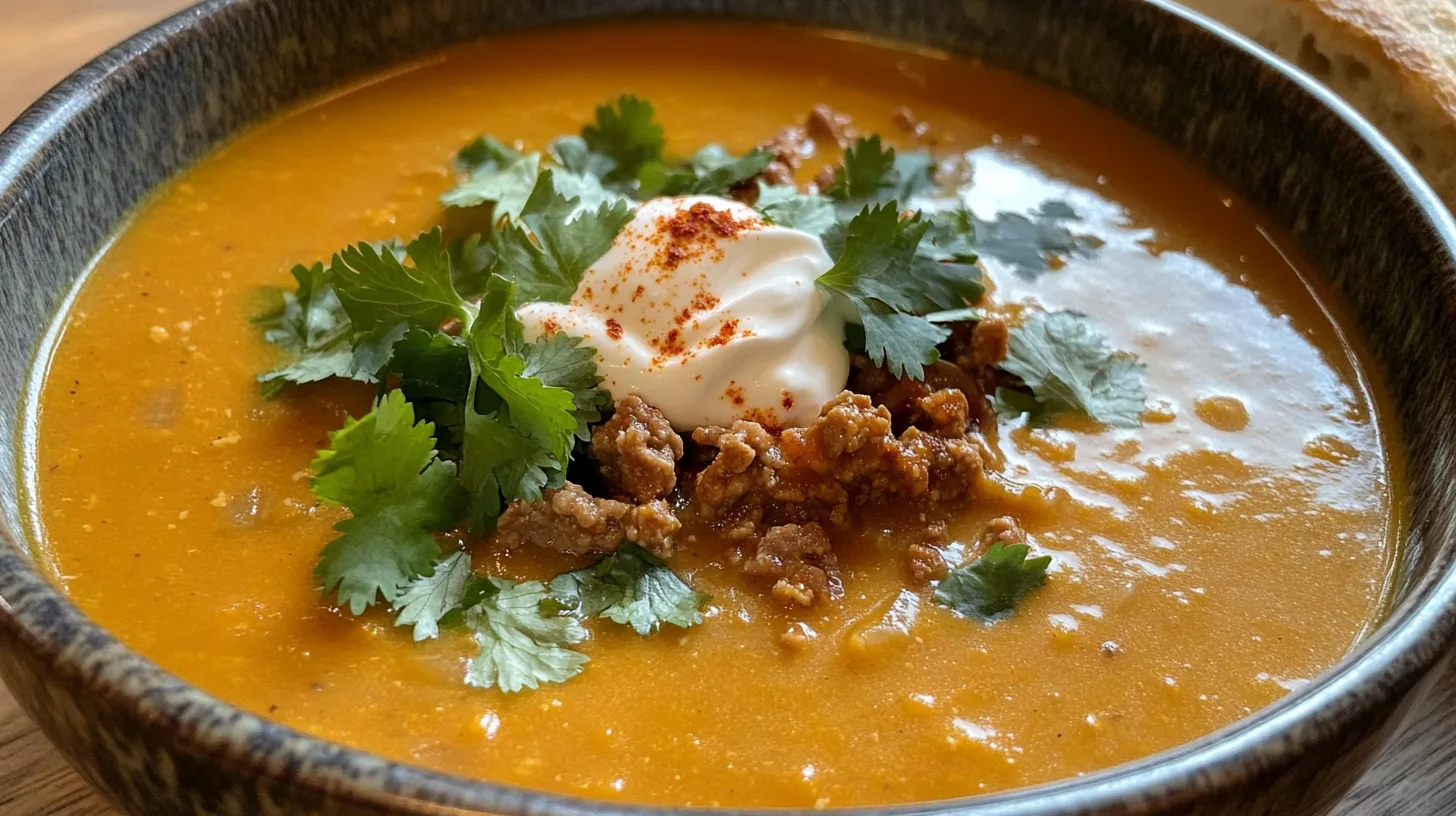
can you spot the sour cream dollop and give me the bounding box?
[516,195,849,430]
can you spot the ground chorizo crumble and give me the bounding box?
[491,321,1012,608]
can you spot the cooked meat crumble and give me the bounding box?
[495,482,680,556]
[743,522,841,607]
[691,390,983,538]
[591,396,684,502]
[748,104,857,192]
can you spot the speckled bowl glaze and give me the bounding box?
[1,1,1454,814]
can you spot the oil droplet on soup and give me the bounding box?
[27,21,1398,807]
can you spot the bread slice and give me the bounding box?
[1182,0,1456,207]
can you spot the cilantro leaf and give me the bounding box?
[461,277,577,532]
[492,170,634,303]
[394,550,473,641]
[857,305,948,379]
[311,389,454,516]
[320,509,449,618]
[255,263,380,395]
[924,306,985,324]
[465,577,589,692]
[642,145,774,197]
[754,182,837,237]
[519,332,613,441]
[825,136,936,206]
[827,135,896,200]
[997,310,1146,428]
[921,208,981,263]
[582,95,664,183]
[462,411,558,533]
[550,135,617,179]
[330,228,471,334]
[311,391,461,614]
[973,201,1098,279]
[381,329,470,451]
[448,232,497,301]
[816,204,981,378]
[549,169,633,220]
[477,355,579,465]
[440,152,542,221]
[934,542,1050,622]
[455,135,522,172]
[547,543,708,635]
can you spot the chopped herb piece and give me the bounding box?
[330,227,471,335]
[920,208,980,262]
[455,135,523,172]
[826,135,896,200]
[997,310,1146,428]
[582,94,664,184]
[311,391,461,615]
[547,543,709,635]
[550,135,616,179]
[519,331,613,441]
[934,541,1051,622]
[440,152,542,221]
[549,169,633,220]
[255,262,377,395]
[973,201,1097,279]
[817,204,981,379]
[924,306,985,324]
[857,305,947,379]
[825,135,936,206]
[462,410,558,533]
[461,277,576,532]
[465,577,590,692]
[642,145,774,197]
[492,170,634,303]
[381,328,470,451]
[447,232,497,303]
[754,182,837,237]
[394,550,473,641]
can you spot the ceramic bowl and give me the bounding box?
[2,1,1455,814]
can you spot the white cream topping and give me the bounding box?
[516,195,849,430]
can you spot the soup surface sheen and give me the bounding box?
[28,22,1398,807]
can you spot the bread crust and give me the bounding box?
[1184,0,1456,206]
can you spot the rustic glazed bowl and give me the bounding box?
[2,1,1455,814]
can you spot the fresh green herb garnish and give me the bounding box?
[255,263,377,396]
[754,182,837,237]
[934,542,1051,622]
[464,577,590,692]
[546,543,710,635]
[825,134,937,209]
[379,328,470,451]
[310,390,461,615]
[492,170,635,303]
[519,330,614,441]
[394,550,474,641]
[461,276,575,532]
[582,94,665,184]
[995,310,1146,428]
[330,227,472,335]
[439,151,541,220]
[972,201,1097,279]
[455,135,524,172]
[816,203,984,379]
[640,144,774,198]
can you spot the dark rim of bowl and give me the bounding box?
[2,1,1456,814]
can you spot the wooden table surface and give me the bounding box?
[2,1,1456,814]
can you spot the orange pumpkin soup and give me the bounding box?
[24,21,1398,808]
